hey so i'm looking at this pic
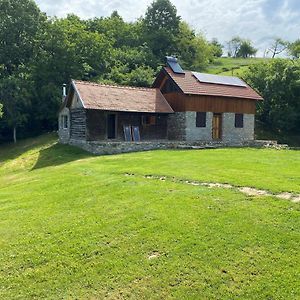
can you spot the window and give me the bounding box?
[142,115,156,126]
[61,115,68,129]
[235,113,244,128]
[196,112,206,127]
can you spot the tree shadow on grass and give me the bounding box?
[32,142,93,170]
[0,133,60,166]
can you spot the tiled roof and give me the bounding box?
[163,67,263,100]
[73,80,174,113]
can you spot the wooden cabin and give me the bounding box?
[152,57,263,142]
[58,80,174,143]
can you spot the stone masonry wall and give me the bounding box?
[222,113,255,142]
[167,112,186,140]
[185,112,213,141]
[58,107,70,144]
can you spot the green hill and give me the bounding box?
[206,57,269,77]
[0,134,299,299]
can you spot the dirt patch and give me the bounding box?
[147,251,160,260]
[291,196,300,203]
[203,182,233,189]
[238,187,271,197]
[127,173,300,204]
[276,192,294,200]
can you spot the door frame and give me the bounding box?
[212,113,222,140]
[107,113,117,139]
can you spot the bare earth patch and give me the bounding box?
[125,173,300,204]
[238,187,271,197]
[147,251,160,260]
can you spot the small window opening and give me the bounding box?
[62,115,68,129]
[235,114,244,128]
[196,112,206,127]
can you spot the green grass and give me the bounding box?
[206,57,269,77]
[0,134,299,299]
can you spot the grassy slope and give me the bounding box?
[206,57,269,77]
[0,134,299,299]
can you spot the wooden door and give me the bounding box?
[212,113,222,140]
[107,114,116,139]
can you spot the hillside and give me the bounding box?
[0,134,299,299]
[206,57,269,77]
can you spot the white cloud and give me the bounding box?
[35,0,300,56]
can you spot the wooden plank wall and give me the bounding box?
[164,93,256,114]
[70,108,86,140]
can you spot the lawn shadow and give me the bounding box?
[32,142,93,170]
[0,133,57,164]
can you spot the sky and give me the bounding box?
[35,0,300,57]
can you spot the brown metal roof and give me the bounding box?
[163,67,263,101]
[72,80,174,113]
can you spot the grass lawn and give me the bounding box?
[0,134,299,299]
[206,57,269,77]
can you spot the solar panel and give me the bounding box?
[192,72,247,87]
[166,56,185,74]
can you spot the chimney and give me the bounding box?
[62,83,67,100]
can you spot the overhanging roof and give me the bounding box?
[155,67,263,101]
[72,80,174,113]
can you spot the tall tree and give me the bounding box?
[237,40,257,58]
[245,60,300,132]
[0,0,46,76]
[30,15,114,130]
[210,38,223,58]
[0,74,31,143]
[142,0,181,62]
[268,38,287,58]
[227,36,243,57]
[175,22,213,70]
[0,0,45,142]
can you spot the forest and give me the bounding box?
[0,0,299,142]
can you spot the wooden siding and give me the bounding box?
[164,92,256,114]
[86,110,169,141]
[86,110,107,141]
[70,108,86,140]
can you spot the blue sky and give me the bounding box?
[35,0,300,56]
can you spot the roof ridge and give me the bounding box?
[73,79,156,92]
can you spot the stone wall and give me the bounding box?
[185,111,213,141]
[58,107,70,144]
[167,111,255,142]
[167,112,186,140]
[67,139,282,156]
[222,113,255,142]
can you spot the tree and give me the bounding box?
[0,74,31,143]
[237,40,257,58]
[210,38,223,57]
[142,0,181,62]
[288,39,300,59]
[30,15,114,131]
[0,0,46,77]
[0,0,45,141]
[268,38,288,58]
[244,60,300,132]
[0,103,3,118]
[175,22,213,70]
[227,36,243,57]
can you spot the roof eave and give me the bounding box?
[71,79,86,109]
